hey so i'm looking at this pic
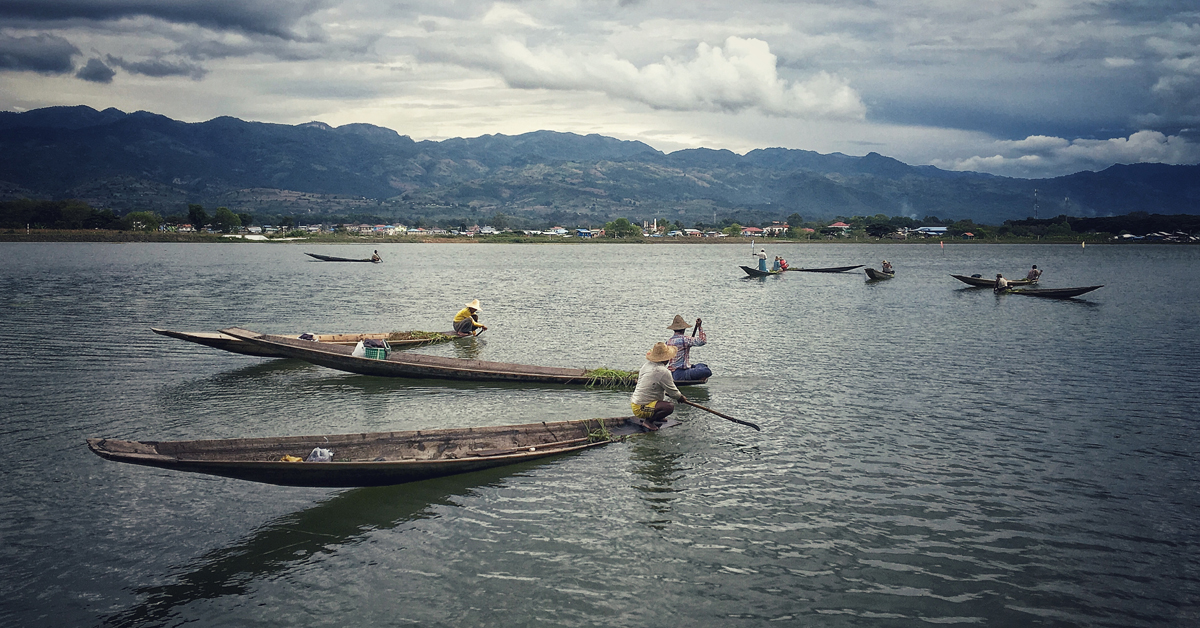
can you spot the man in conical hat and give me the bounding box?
[665,314,712,383]
[452,299,487,336]
[629,342,687,430]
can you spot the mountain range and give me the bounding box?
[1,105,1197,227]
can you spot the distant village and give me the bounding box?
[175,220,969,240]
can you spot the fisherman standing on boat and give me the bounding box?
[630,342,687,430]
[371,250,382,263]
[994,274,1011,293]
[1026,265,1042,282]
[665,315,712,383]
[452,299,487,336]
[753,248,768,272]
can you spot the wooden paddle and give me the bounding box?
[680,399,760,431]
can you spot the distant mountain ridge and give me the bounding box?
[0,105,1196,225]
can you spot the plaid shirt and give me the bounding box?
[666,329,706,370]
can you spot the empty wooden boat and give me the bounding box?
[1005,285,1103,299]
[87,417,677,488]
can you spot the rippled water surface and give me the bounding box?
[2,241,1198,627]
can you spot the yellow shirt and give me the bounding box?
[453,307,482,328]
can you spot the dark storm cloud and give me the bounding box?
[75,57,115,82]
[0,32,79,73]
[106,55,207,79]
[0,0,331,39]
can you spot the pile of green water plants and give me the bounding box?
[387,331,456,343]
[583,367,638,389]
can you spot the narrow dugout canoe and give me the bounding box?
[218,328,709,385]
[786,265,864,273]
[151,328,454,358]
[864,268,895,280]
[87,417,677,488]
[1005,285,1103,299]
[305,252,379,263]
[740,265,781,277]
[951,274,1034,287]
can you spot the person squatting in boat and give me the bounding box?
[453,299,487,336]
[630,342,687,430]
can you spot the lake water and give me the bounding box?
[2,241,1198,627]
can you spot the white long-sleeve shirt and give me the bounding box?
[630,361,683,405]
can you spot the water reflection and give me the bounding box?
[449,336,487,359]
[101,467,531,628]
[627,437,687,529]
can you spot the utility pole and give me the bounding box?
[1033,189,1039,220]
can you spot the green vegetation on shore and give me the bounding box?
[2,199,1196,243]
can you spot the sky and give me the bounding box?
[1,0,1198,179]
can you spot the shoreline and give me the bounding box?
[0,229,1152,245]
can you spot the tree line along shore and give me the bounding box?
[1,199,1197,244]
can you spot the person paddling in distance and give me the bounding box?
[630,342,687,431]
[371,250,382,263]
[665,315,712,382]
[881,260,894,274]
[753,248,768,272]
[452,299,487,336]
[1026,265,1042,282]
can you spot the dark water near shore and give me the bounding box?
[2,241,1198,627]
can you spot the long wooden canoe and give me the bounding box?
[305,252,379,263]
[87,416,677,488]
[951,274,1034,287]
[151,328,454,358]
[1006,285,1103,299]
[786,265,865,273]
[864,268,895,280]
[218,328,708,385]
[740,265,781,277]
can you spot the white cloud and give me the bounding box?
[934,130,1200,177]
[445,35,865,119]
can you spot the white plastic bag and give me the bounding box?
[351,341,366,357]
[306,447,334,462]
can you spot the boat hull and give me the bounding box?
[864,268,895,280]
[87,417,673,487]
[740,265,780,277]
[152,328,453,358]
[951,274,1034,287]
[221,327,603,384]
[1007,285,1103,299]
[305,252,379,263]
[786,265,864,273]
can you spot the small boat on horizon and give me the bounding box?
[740,265,781,277]
[786,265,864,273]
[305,252,380,263]
[864,268,895,280]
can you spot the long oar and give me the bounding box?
[680,399,760,431]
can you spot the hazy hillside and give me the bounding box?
[1,106,1196,226]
